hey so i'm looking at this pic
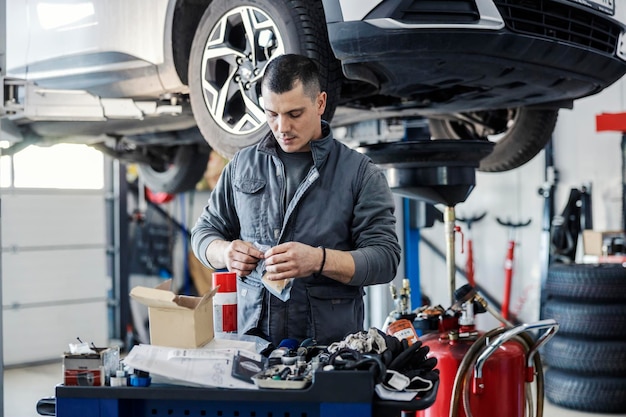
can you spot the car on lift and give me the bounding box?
[3,0,626,193]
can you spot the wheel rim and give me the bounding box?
[200,6,285,136]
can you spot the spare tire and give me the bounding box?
[542,300,626,340]
[546,263,626,302]
[542,335,626,376]
[545,368,626,413]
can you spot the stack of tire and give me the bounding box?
[541,263,626,413]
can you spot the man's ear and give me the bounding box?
[316,92,327,116]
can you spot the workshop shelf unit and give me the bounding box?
[55,368,437,417]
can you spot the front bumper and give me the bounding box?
[324,0,626,112]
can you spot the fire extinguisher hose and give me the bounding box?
[448,329,545,417]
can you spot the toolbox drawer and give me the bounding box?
[55,367,437,417]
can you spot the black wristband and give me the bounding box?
[315,246,326,278]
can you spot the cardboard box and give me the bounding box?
[582,230,625,256]
[130,279,217,348]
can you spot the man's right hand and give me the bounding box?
[208,240,264,277]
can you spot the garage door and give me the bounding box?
[2,190,109,365]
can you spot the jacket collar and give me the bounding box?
[257,121,333,167]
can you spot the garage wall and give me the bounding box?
[418,76,626,329]
[1,189,109,365]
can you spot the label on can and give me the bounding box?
[64,369,104,386]
[387,319,419,345]
[213,292,237,333]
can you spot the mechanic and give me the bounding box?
[191,54,401,346]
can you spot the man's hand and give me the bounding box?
[226,240,265,277]
[263,242,322,281]
[209,240,264,277]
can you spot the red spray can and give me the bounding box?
[212,272,237,335]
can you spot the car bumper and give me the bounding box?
[325,0,626,112]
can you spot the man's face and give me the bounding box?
[262,81,326,153]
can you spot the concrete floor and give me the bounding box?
[4,362,59,417]
[2,361,619,417]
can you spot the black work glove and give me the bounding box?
[380,340,439,393]
[376,330,406,366]
[404,369,440,391]
[388,341,434,372]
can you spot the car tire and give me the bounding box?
[428,107,559,172]
[544,368,626,413]
[542,300,626,340]
[188,0,342,159]
[138,144,210,194]
[542,335,626,376]
[545,263,626,302]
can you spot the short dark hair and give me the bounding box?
[262,54,321,100]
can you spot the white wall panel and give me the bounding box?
[2,249,107,304]
[3,302,108,366]
[554,80,624,231]
[2,189,109,365]
[1,191,106,248]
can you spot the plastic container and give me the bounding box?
[212,272,237,335]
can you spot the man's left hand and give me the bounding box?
[263,242,322,281]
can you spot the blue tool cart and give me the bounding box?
[55,368,438,417]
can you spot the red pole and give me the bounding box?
[466,239,476,287]
[502,240,516,320]
[458,212,486,288]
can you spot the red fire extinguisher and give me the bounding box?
[415,285,558,417]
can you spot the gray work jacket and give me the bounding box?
[191,122,401,345]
